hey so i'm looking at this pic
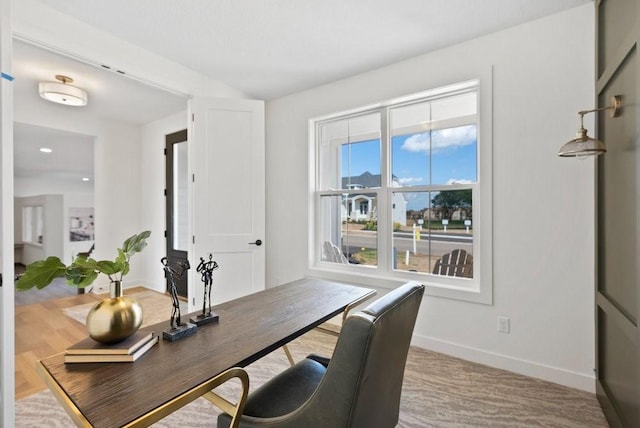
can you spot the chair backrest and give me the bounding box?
[321,241,348,264]
[308,281,425,428]
[432,249,473,278]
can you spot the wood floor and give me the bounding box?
[14,287,148,400]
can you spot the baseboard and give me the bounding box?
[412,334,595,393]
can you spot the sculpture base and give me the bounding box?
[162,322,197,342]
[190,311,219,327]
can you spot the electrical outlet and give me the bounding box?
[497,316,510,333]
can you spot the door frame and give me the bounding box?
[165,129,189,298]
[0,0,14,425]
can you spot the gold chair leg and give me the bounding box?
[282,344,295,366]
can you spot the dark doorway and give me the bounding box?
[165,129,189,298]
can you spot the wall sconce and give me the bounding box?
[558,95,622,158]
[39,75,88,107]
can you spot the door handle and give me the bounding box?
[249,239,263,246]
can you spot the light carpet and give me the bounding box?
[62,290,188,329]
[15,327,608,427]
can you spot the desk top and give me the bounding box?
[38,278,375,427]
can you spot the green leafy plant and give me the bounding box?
[363,220,377,231]
[16,231,151,291]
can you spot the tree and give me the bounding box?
[431,190,472,220]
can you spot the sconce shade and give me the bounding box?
[39,75,88,107]
[558,96,622,158]
[558,127,606,157]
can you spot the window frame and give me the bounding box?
[308,72,492,304]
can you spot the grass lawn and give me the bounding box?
[350,248,439,273]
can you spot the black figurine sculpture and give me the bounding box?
[161,257,197,341]
[190,254,220,326]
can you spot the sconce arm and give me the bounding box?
[577,95,622,118]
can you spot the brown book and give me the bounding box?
[66,331,154,355]
[64,335,159,363]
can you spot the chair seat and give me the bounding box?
[218,357,327,427]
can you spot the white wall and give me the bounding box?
[266,5,596,391]
[15,177,94,264]
[139,111,188,293]
[14,96,144,289]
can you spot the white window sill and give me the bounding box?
[307,265,492,305]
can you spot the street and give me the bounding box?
[340,229,473,256]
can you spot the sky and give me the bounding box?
[341,125,477,210]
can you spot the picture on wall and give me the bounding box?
[70,207,95,242]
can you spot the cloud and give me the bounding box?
[397,177,424,185]
[401,126,476,154]
[445,178,473,185]
[401,133,430,153]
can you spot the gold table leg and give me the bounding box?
[37,359,250,428]
[124,367,250,428]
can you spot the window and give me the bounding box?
[22,205,44,245]
[311,78,492,303]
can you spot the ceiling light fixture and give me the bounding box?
[82,177,90,182]
[558,96,622,158]
[39,75,88,107]
[39,147,52,153]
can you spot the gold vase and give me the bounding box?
[86,281,143,344]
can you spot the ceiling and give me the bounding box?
[13,40,187,126]
[14,122,94,182]
[34,0,592,100]
[14,0,592,184]
[13,40,187,184]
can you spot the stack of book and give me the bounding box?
[64,331,159,363]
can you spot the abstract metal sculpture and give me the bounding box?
[190,253,220,326]
[161,257,197,341]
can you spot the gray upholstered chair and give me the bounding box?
[217,281,425,428]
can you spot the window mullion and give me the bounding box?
[378,108,391,273]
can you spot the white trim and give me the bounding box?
[0,0,14,424]
[312,79,480,124]
[13,33,192,99]
[412,334,595,393]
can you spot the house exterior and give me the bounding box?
[341,171,407,225]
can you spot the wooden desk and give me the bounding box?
[37,278,375,427]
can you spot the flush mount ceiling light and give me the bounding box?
[558,96,622,158]
[39,75,88,106]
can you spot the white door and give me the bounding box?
[0,0,14,424]
[190,98,265,309]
